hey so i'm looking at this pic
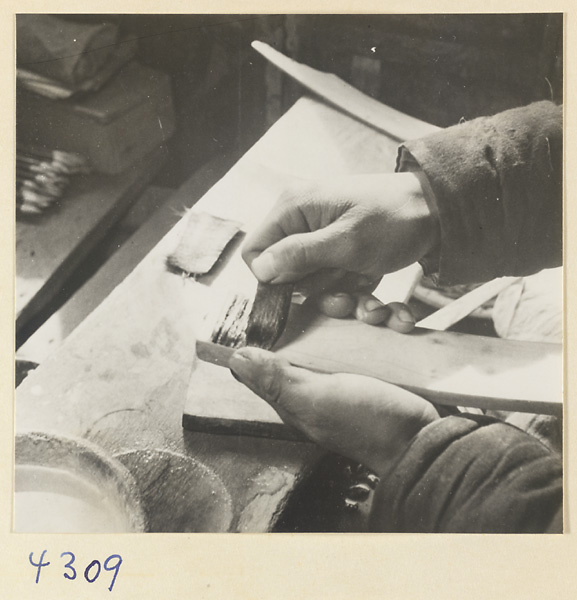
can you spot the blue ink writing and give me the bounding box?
[28,550,123,591]
[60,552,77,580]
[84,559,101,583]
[29,550,50,584]
[104,554,123,592]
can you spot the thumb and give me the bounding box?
[249,226,351,283]
[229,347,305,408]
[229,347,321,433]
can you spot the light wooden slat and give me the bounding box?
[416,276,521,330]
[196,303,562,417]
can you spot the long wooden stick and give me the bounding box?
[197,304,562,416]
[252,40,440,141]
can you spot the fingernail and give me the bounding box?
[364,298,384,312]
[397,308,415,324]
[230,347,284,405]
[229,349,258,386]
[291,291,308,305]
[251,252,277,282]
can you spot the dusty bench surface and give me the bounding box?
[16,97,408,532]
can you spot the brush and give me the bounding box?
[189,231,562,416]
[245,282,294,349]
[201,282,294,354]
[165,210,295,352]
[15,148,90,218]
[196,295,562,416]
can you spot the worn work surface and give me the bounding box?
[16,95,563,531]
[16,96,409,532]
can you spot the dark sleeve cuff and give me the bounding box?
[396,101,563,286]
[369,414,563,533]
[396,148,441,279]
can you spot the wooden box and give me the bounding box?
[17,61,175,174]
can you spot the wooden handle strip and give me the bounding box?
[197,306,562,417]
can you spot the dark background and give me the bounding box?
[58,13,562,187]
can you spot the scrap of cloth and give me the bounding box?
[166,211,243,277]
[370,414,562,533]
[398,101,563,286]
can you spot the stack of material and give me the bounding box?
[17,15,136,99]
[16,146,90,217]
[17,16,174,175]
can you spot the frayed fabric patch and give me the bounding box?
[166,211,243,277]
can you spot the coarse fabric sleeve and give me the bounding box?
[369,414,562,533]
[397,101,563,286]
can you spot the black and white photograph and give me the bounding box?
[13,11,564,535]
[5,6,573,597]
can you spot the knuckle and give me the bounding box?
[280,182,310,207]
[348,222,368,254]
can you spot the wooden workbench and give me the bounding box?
[16,91,564,532]
[16,96,407,532]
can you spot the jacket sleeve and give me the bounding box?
[397,101,563,285]
[369,414,562,533]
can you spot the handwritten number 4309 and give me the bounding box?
[29,550,122,592]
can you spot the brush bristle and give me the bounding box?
[245,282,294,350]
[209,293,252,349]
[205,282,294,351]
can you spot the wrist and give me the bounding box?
[397,147,441,273]
[409,170,441,257]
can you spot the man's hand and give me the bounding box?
[242,172,438,331]
[229,346,440,477]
